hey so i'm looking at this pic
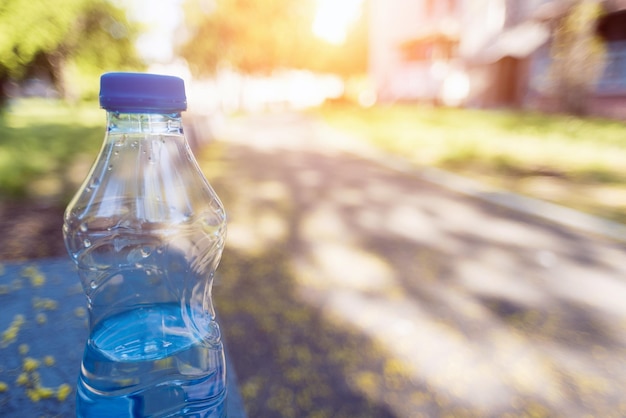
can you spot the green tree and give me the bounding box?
[0,0,143,104]
[550,0,606,115]
[179,0,367,77]
[59,0,145,100]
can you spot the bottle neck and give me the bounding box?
[106,111,184,135]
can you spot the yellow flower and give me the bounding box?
[36,386,55,399]
[36,313,47,325]
[21,266,45,287]
[30,274,45,287]
[1,315,26,347]
[16,373,29,386]
[1,327,18,346]
[23,357,40,372]
[33,297,58,310]
[26,388,41,402]
[57,384,72,402]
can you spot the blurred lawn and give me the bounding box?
[0,99,102,201]
[314,103,626,224]
[3,100,626,224]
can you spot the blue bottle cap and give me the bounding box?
[99,72,187,112]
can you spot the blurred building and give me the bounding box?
[369,0,626,118]
[369,0,465,105]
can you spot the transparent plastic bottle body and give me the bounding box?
[63,112,227,417]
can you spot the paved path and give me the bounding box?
[198,112,626,418]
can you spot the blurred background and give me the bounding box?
[1,0,626,231]
[2,0,626,417]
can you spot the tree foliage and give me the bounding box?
[550,0,606,115]
[179,0,367,77]
[0,0,144,103]
[0,0,82,78]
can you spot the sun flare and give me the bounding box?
[312,0,363,45]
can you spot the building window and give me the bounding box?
[597,41,626,93]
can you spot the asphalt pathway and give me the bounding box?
[197,112,626,418]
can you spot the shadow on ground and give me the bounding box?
[200,113,626,417]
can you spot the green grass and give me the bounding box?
[316,104,626,179]
[0,99,103,200]
[314,103,626,224]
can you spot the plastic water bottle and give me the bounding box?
[63,72,228,417]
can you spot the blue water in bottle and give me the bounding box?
[64,73,227,417]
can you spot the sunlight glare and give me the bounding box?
[127,0,183,63]
[312,0,363,45]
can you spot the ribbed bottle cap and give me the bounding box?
[99,72,187,112]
